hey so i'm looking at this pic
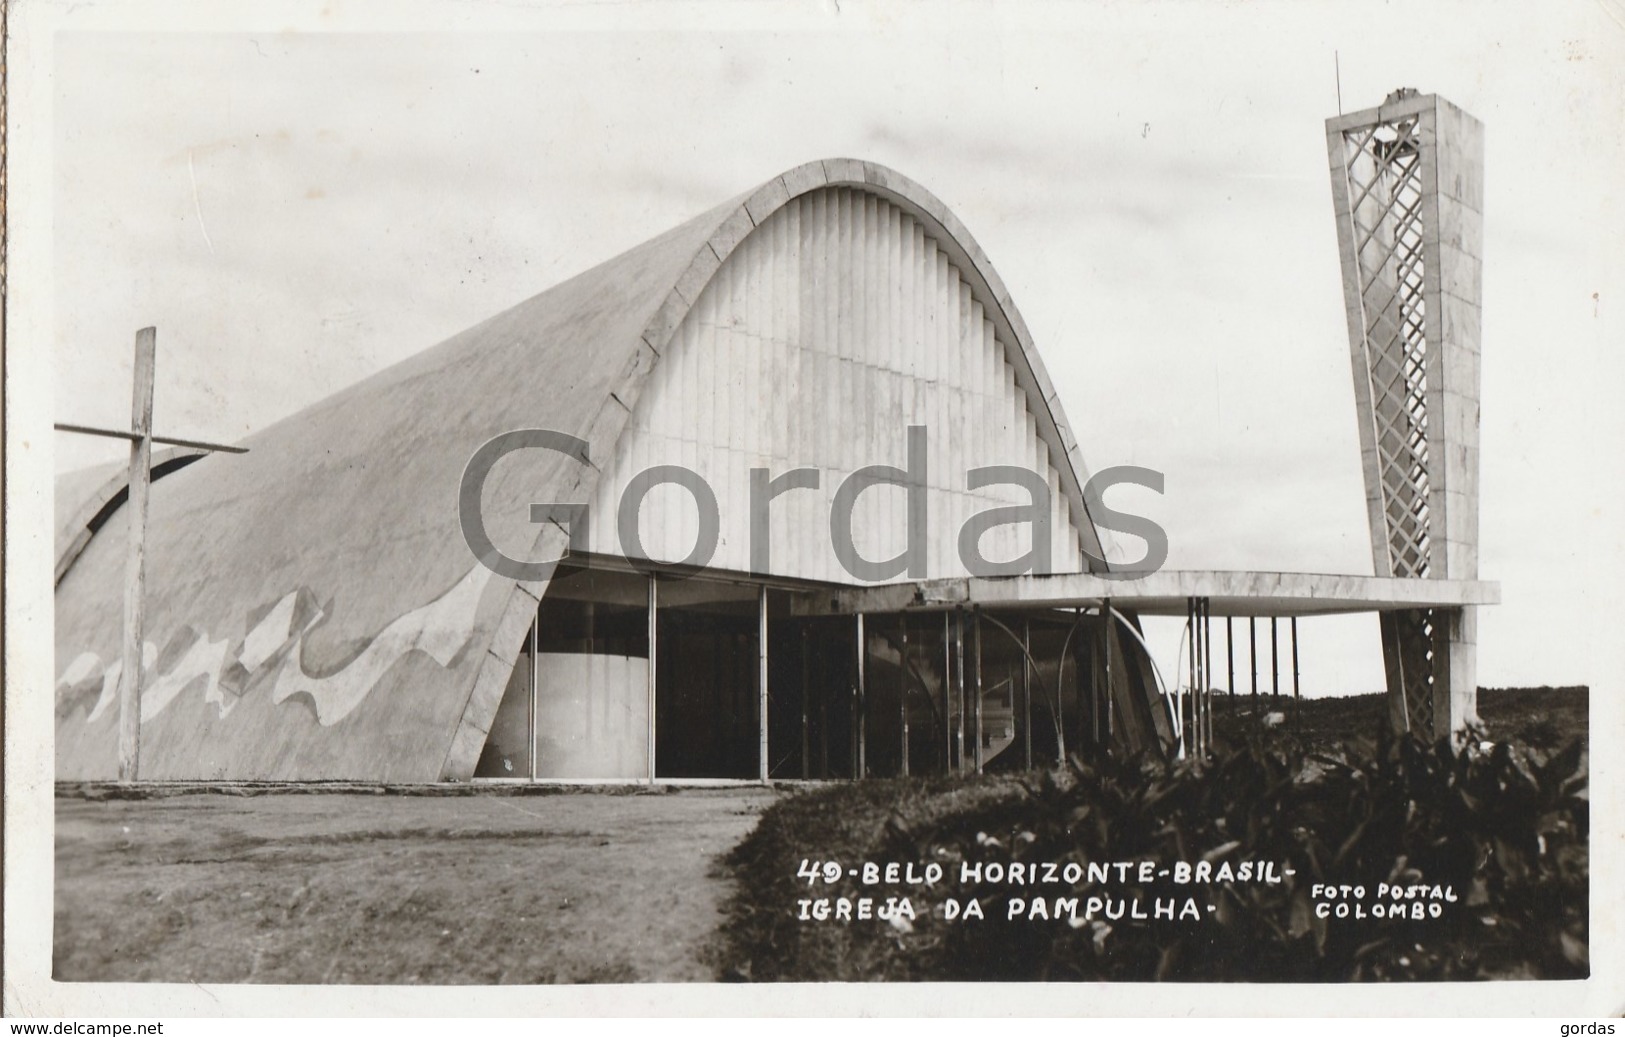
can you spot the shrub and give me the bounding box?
[718,724,1588,982]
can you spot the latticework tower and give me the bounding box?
[1327,90,1484,739]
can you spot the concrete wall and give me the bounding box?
[53,160,1108,781]
[53,197,738,781]
[591,186,1086,582]
[533,653,650,780]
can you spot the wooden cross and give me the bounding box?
[55,327,247,782]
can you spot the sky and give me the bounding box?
[43,1,1624,695]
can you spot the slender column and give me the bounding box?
[818,628,829,778]
[1202,599,1212,751]
[1198,599,1206,755]
[1091,616,1103,747]
[800,625,810,780]
[954,611,966,772]
[855,612,867,779]
[899,613,910,778]
[942,612,953,773]
[759,585,770,782]
[1249,616,1259,715]
[1199,599,1208,755]
[1439,608,1477,741]
[583,602,595,750]
[528,613,538,782]
[1271,617,1280,705]
[972,608,984,774]
[1226,615,1235,702]
[1021,617,1033,770]
[1291,616,1302,722]
[1073,607,1084,754]
[1186,599,1197,757]
[647,577,658,782]
[1102,600,1113,746]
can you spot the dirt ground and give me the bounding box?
[53,689,1586,985]
[54,787,780,984]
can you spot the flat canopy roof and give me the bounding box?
[795,570,1500,618]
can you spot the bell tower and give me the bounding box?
[1326,89,1485,739]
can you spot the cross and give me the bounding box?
[55,327,247,782]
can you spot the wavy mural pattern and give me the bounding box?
[56,564,493,730]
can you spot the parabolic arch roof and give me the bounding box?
[54,159,1111,781]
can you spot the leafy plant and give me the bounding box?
[716,721,1588,982]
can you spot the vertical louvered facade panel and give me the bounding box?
[589,186,1086,584]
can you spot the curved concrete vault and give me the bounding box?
[54,160,1124,782]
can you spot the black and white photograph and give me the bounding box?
[4,0,1621,1020]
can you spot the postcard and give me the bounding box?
[5,0,1621,1019]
